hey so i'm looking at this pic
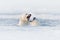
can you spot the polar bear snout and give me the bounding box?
[33,17,36,20]
[27,14,31,20]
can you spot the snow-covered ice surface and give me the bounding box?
[0,13,60,40]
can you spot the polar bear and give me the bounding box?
[17,13,31,26]
[30,17,40,26]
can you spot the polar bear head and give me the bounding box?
[21,13,31,22]
[18,13,31,26]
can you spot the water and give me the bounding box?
[0,13,60,31]
[0,13,60,40]
[0,18,60,26]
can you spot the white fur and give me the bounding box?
[17,14,29,26]
[30,19,39,26]
[17,14,39,26]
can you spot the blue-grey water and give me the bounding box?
[0,18,60,26]
[0,13,60,31]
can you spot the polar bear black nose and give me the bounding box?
[27,14,31,20]
[33,17,36,20]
